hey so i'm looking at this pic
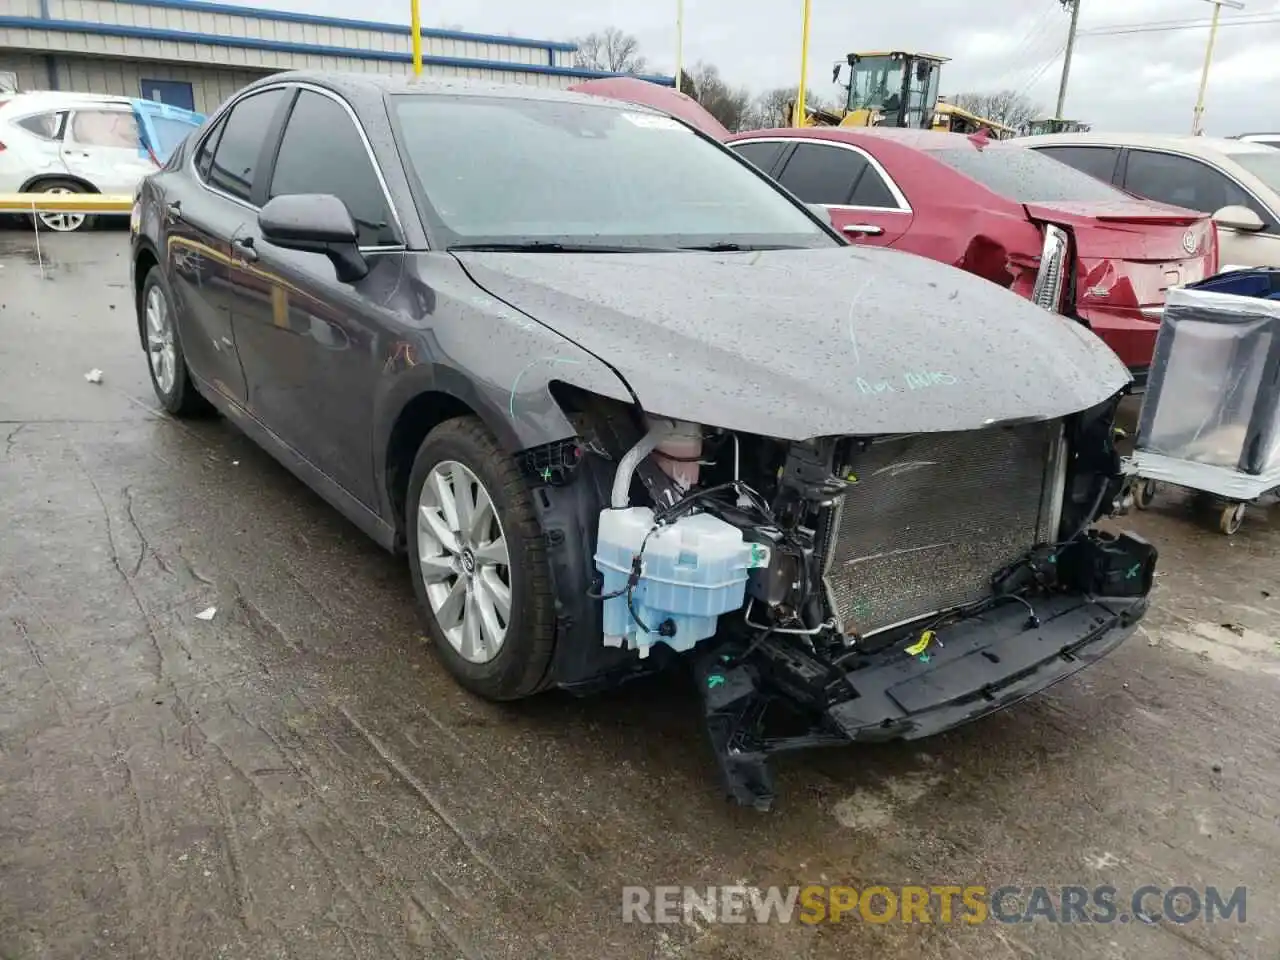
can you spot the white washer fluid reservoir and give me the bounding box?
[594,506,770,657]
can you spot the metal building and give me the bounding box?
[0,0,673,115]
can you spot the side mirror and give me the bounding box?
[258,193,368,283]
[1212,204,1265,232]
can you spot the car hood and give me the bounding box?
[456,246,1131,440]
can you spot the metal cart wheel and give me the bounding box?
[1133,479,1158,510]
[1218,501,1246,536]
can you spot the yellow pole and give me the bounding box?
[1191,2,1222,135]
[410,0,423,76]
[795,0,812,126]
[675,0,684,92]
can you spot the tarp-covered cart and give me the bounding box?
[1128,269,1280,534]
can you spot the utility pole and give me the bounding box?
[795,0,812,126]
[1192,0,1245,135]
[675,0,684,93]
[410,0,422,76]
[1055,0,1081,120]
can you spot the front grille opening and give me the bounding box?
[821,422,1065,639]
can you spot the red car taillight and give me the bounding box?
[1032,224,1071,313]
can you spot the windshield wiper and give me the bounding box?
[676,242,799,252]
[448,241,675,253]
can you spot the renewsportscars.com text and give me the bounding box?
[621,884,1247,925]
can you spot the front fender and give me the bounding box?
[370,254,637,525]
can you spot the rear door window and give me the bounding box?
[15,111,64,140]
[194,115,225,180]
[776,142,868,205]
[927,145,1129,202]
[849,164,900,208]
[1033,145,1121,184]
[267,90,395,246]
[729,140,788,174]
[1122,149,1265,223]
[205,88,286,204]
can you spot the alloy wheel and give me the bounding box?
[37,187,86,233]
[416,460,513,664]
[145,284,177,396]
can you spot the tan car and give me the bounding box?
[1015,132,1280,270]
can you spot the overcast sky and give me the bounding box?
[276,0,1280,135]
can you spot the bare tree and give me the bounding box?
[743,87,794,129]
[573,27,648,73]
[949,90,1043,129]
[682,62,753,132]
[741,86,841,130]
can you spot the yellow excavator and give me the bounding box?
[787,50,1013,139]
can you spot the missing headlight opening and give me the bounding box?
[562,390,1156,812]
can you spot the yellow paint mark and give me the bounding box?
[905,630,935,657]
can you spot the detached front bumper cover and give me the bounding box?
[696,592,1148,811]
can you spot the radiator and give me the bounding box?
[820,422,1066,639]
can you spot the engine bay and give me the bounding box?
[532,387,1157,810]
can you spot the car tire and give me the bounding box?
[406,417,556,701]
[139,266,212,417]
[28,178,94,233]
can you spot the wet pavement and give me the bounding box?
[1,228,1278,960]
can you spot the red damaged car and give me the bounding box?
[569,80,1216,383]
[726,128,1217,381]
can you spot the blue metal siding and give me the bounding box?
[0,15,676,86]
[111,0,577,53]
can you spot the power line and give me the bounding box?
[1014,41,1068,100]
[1080,14,1280,37]
[1004,1,1066,65]
[989,0,1070,91]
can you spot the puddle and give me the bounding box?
[1161,621,1280,676]
[832,771,945,831]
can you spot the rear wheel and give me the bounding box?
[140,267,212,417]
[28,179,92,233]
[406,418,555,700]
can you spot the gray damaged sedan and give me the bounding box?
[130,72,1156,809]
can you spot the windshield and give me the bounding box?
[847,56,904,114]
[391,95,832,251]
[1227,150,1280,196]
[928,145,1131,202]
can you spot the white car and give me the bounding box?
[0,91,164,232]
[1017,132,1280,271]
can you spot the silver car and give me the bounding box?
[1017,132,1280,270]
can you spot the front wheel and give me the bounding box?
[405,417,556,700]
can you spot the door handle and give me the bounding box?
[843,223,885,237]
[231,236,258,263]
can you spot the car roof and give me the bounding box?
[1011,131,1275,158]
[245,70,670,113]
[733,125,1024,151]
[0,90,132,112]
